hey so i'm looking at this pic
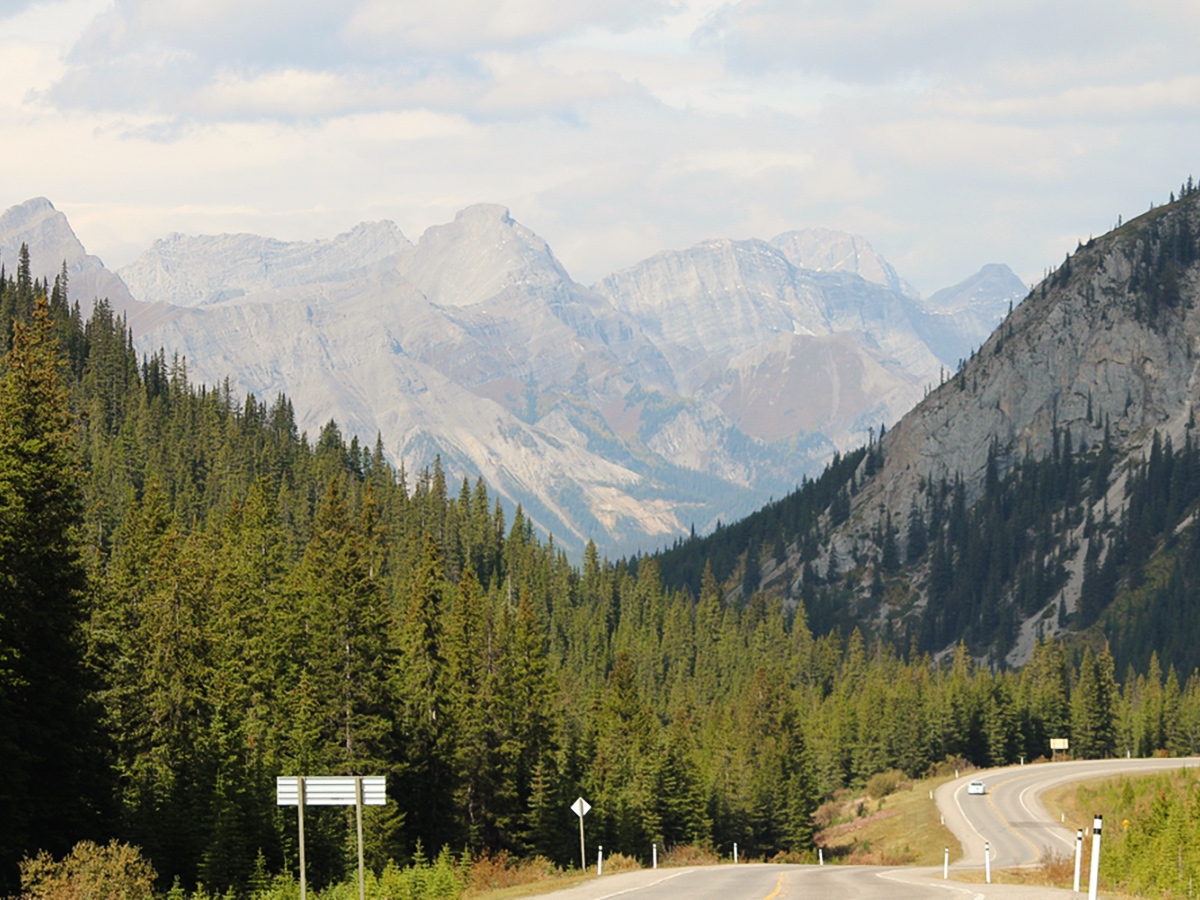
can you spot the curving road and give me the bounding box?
[939,757,1200,870]
[540,756,1200,899]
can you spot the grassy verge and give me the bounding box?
[814,771,961,866]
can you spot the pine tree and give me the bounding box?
[0,294,103,888]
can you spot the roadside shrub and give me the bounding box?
[20,841,156,900]
[658,845,718,868]
[599,853,640,874]
[461,851,558,895]
[865,770,907,800]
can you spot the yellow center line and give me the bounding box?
[762,871,790,899]
[985,773,1051,862]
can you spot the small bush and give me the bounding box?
[20,841,157,900]
[865,770,907,800]
[658,845,718,868]
[461,851,558,895]
[599,853,640,874]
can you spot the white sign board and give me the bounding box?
[570,797,591,818]
[1050,738,1070,751]
[277,776,387,806]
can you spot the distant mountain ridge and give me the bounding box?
[0,196,1024,555]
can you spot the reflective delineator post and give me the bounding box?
[943,848,949,879]
[653,843,657,870]
[734,842,738,864]
[598,846,603,875]
[1073,828,1083,893]
[1088,815,1103,900]
[985,841,991,884]
[818,847,824,866]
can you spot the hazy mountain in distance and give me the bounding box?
[6,196,1019,556]
[119,221,412,307]
[0,197,138,315]
[769,226,918,298]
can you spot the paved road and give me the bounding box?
[532,864,1080,900]
[938,757,1200,869]
[540,756,1200,899]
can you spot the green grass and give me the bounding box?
[815,773,960,866]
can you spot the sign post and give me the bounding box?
[1050,737,1070,761]
[570,797,591,873]
[278,776,386,900]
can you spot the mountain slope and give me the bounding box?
[661,187,1200,670]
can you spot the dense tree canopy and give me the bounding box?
[4,247,1200,896]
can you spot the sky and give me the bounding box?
[0,0,1197,296]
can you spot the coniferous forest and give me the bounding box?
[7,244,1200,897]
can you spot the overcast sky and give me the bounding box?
[0,0,1196,295]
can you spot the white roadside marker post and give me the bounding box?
[943,848,949,879]
[598,846,603,875]
[1088,815,1103,900]
[1073,828,1083,893]
[653,843,657,870]
[818,847,824,866]
[733,842,738,864]
[985,841,991,884]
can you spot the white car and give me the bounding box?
[967,780,986,795]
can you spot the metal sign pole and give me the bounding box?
[298,777,307,900]
[569,797,591,873]
[579,812,586,872]
[277,775,387,900]
[356,777,366,900]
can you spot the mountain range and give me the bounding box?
[0,197,1024,555]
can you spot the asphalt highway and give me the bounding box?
[540,756,1200,899]
[938,757,1200,869]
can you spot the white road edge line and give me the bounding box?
[1016,776,1074,849]
[592,870,691,899]
[877,868,983,899]
[953,780,988,849]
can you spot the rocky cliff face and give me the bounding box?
[806,195,1200,662]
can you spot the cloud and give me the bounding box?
[0,0,43,17]
[698,0,1197,88]
[42,0,657,123]
[69,0,348,69]
[344,0,674,55]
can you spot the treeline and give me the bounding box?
[7,267,1200,896]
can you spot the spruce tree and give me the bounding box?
[0,295,103,888]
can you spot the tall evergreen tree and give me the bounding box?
[0,295,103,889]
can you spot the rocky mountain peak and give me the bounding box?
[0,197,88,268]
[769,226,917,298]
[925,262,1026,313]
[0,196,138,314]
[403,203,572,308]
